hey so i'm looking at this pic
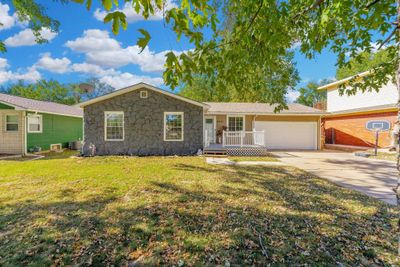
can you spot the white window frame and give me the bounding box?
[226,115,245,132]
[27,114,43,133]
[104,111,124,141]
[140,90,148,98]
[164,112,184,141]
[5,114,19,132]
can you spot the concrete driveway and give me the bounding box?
[273,151,397,205]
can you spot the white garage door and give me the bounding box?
[254,121,318,150]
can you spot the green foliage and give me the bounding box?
[0,78,114,104]
[1,80,77,105]
[296,79,331,107]
[336,50,391,80]
[4,1,399,109]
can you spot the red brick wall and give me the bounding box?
[323,111,397,148]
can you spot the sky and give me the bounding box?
[0,1,338,102]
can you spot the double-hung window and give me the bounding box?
[164,112,184,141]
[27,115,42,133]
[6,115,18,131]
[105,112,124,141]
[227,116,244,131]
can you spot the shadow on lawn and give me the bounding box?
[0,164,397,266]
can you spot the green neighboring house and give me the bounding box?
[0,93,83,155]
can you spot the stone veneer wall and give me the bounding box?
[83,88,204,156]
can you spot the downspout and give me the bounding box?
[22,111,27,155]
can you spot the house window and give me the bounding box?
[6,115,18,131]
[105,112,124,141]
[27,115,42,133]
[227,116,244,131]
[140,90,148,98]
[164,112,184,141]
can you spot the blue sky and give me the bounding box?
[0,1,338,102]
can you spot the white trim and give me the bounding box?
[0,100,25,110]
[317,70,371,90]
[164,112,184,141]
[27,114,43,133]
[78,83,208,108]
[4,114,19,132]
[226,114,245,132]
[23,111,27,155]
[104,111,124,141]
[204,115,216,145]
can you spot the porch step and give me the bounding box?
[203,147,227,156]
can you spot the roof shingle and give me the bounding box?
[204,102,325,114]
[0,93,83,117]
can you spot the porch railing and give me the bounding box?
[222,131,265,147]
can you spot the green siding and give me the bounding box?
[27,113,83,151]
[0,103,15,109]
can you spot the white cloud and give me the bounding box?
[65,29,120,52]
[0,58,9,70]
[285,90,300,103]
[71,62,117,76]
[99,72,163,88]
[34,53,71,74]
[0,66,41,85]
[65,29,180,72]
[4,28,57,47]
[94,1,177,23]
[0,4,16,31]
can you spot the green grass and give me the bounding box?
[0,156,398,266]
[369,152,397,162]
[228,155,277,162]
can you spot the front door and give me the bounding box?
[204,117,216,144]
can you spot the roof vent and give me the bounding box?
[140,90,148,99]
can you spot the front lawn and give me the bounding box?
[369,152,397,162]
[0,156,397,265]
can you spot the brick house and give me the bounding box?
[318,71,397,148]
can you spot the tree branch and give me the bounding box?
[294,0,325,19]
[378,25,399,49]
[365,0,382,9]
[200,0,263,52]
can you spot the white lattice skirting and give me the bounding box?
[226,147,269,156]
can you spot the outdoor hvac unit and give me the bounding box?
[69,141,83,150]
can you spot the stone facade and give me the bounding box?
[83,88,204,156]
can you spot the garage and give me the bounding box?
[253,121,318,150]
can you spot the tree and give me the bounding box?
[296,82,325,107]
[296,79,332,107]
[336,50,391,80]
[2,79,77,105]
[3,0,400,205]
[72,78,115,102]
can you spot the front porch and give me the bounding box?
[204,130,268,156]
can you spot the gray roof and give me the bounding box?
[0,93,83,117]
[204,102,325,115]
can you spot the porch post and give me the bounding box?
[222,130,225,147]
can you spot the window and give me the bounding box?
[227,116,244,131]
[140,90,148,98]
[6,115,18,131]
[164,112,184,141]
[105,112,124,141]
[27,115,42,133]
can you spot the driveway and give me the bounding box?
[273,151,397,205]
